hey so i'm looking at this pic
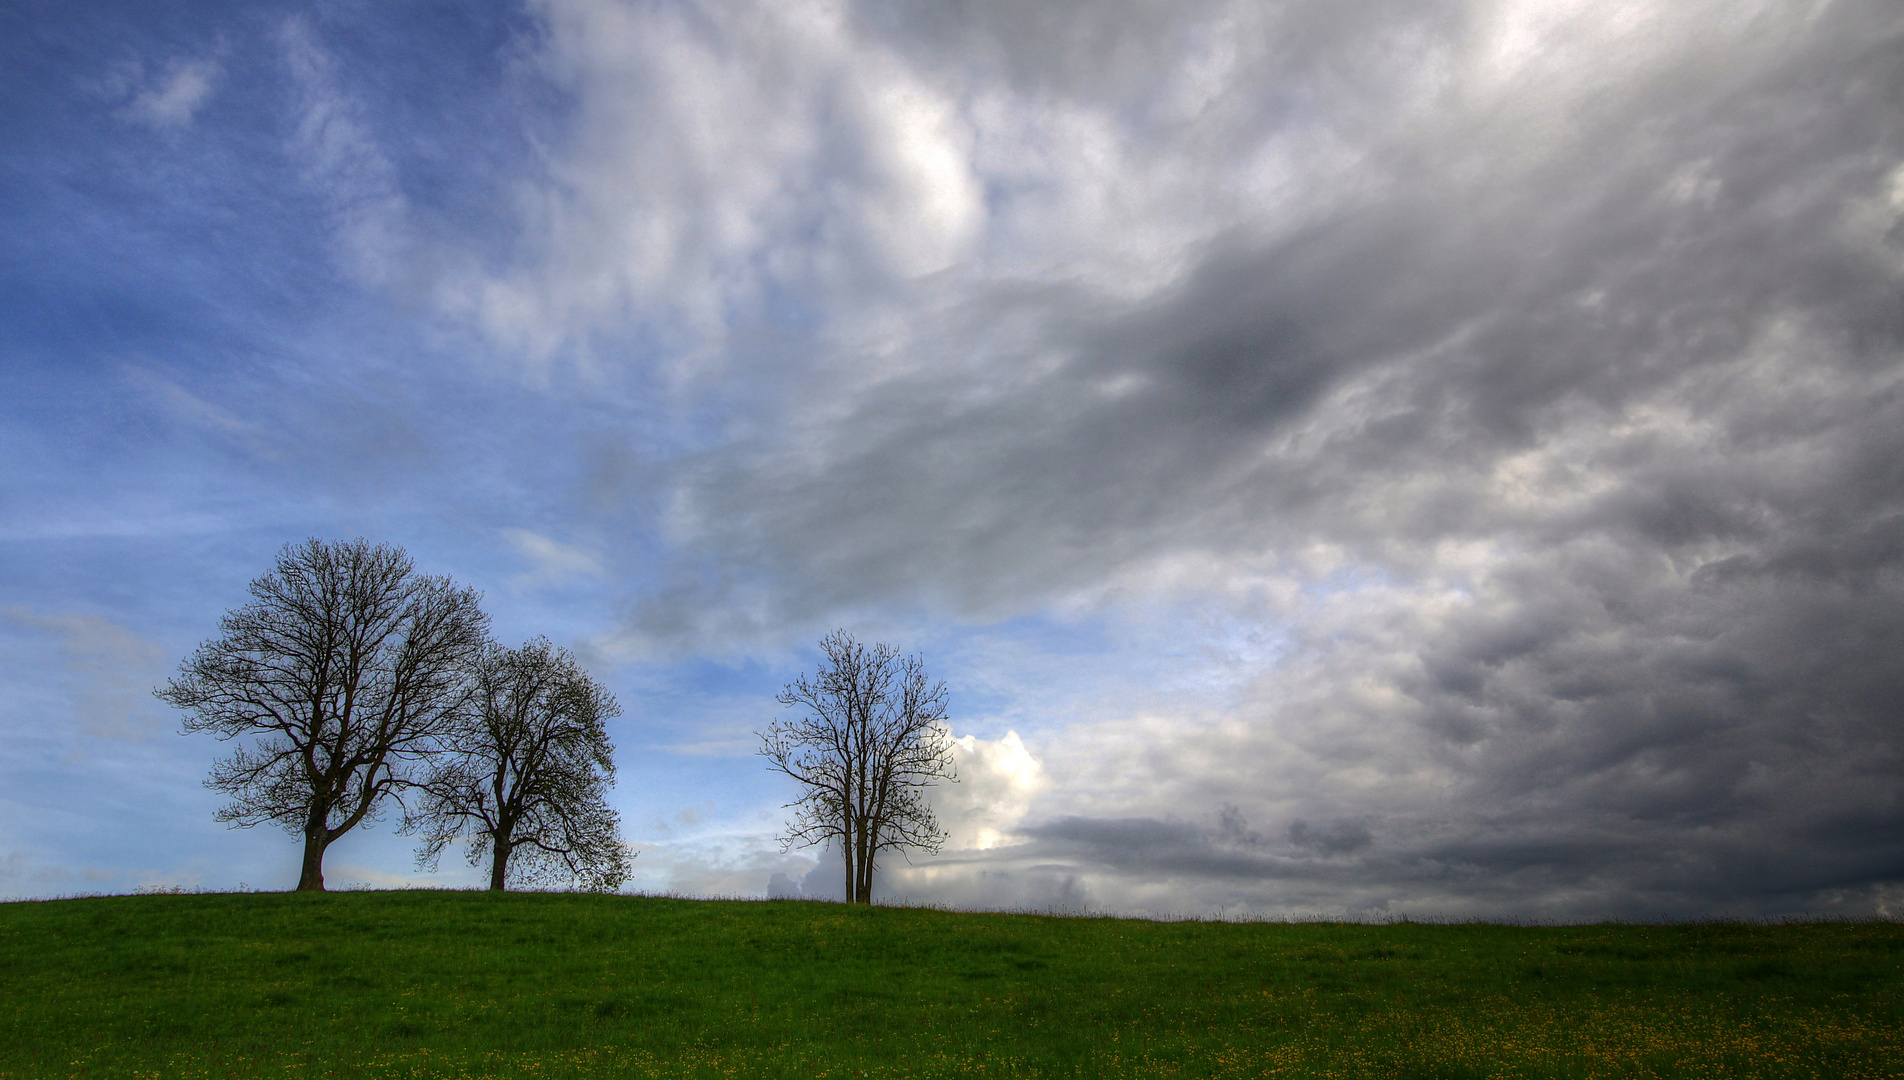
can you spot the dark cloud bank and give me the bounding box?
[622,0,1904,918]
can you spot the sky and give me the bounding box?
[2,0,1901,919]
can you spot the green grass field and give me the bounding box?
[0,891,1897,1079]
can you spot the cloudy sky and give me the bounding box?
[4,0,1901,919]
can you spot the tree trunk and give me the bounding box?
[490,839,511,892]
[855,821,874,904]
[297,821,329,892]
[842,818,858,904]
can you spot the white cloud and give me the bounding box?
[279,17,412,289]
[621,827,820,899]
[474,0,999,366]
[0,607,167,741]
[931,728,1043,852]
[323,862,444,891]
[119,365,276,458]
[500,527,607,590]
[122,58,219,129]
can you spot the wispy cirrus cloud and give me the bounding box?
[0,607,167,741]
[119,57,220,129]
[278,16,413,290]
[500,527,606,590]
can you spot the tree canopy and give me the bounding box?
[412,637,630,892]
[157,539,489,891]
[760,631,956,904]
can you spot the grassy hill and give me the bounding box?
[0,891,1897,1078]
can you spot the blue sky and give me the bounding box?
[4,0,1903,917]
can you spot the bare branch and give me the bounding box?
[409,638,630,893]
[156,538,488,891]
[758,630,956,903]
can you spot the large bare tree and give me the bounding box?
[157,539,489,891]
[759,631,956,904]
[412,638,630,892]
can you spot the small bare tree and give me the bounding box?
[759,630,956,904]
[157,539,489,891]
[412,638,630,892]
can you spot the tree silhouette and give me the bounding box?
[760,631,955,904]
[158,539,488,891]
[413,638,629,892]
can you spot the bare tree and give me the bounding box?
[156,539,488,891]
[412,638,630,892]
[759,630,956,904]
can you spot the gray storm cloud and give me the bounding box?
[498,0,1904,915]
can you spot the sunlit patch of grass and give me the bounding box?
[0,893,1898,1077]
